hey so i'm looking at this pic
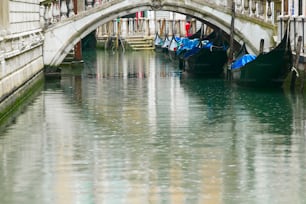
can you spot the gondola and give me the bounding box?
[230,30,292,88]
[182,30,228,76]
[168,36,181,66]
[161,35,171,53]
[154,32,164,52]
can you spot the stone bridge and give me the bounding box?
[43,0,279,66]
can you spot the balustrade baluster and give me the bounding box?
[258,0,264,16]
[52,2,60,23]
[44,4,50,26]
[236,0,242,12]
[86,0,93,9]
[68,0,75,17]
[129,18,133,35]
[40,5,45,27]
[267,0,272,18]
[244,0,249,13]
[251,0,256,15]
[60,0,68,20]
[177,20,182,36]
[94,0,101,7]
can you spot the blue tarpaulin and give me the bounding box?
[176,38,200,55]
[231,54,256,69]
[182,41,214,59]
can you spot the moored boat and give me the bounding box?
[230,30,292,88]
[161,35,171,53]
[168,36,182,67]
[154,32,164,52]
[182,31,228,76]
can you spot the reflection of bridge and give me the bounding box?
[43,0,280,66]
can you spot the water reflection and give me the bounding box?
[0,50,306,204]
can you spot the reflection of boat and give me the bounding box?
[180,77,293,136]
[234,88,293,136]
[183,31,228,76]
[179,78,230,124]
[230,30,292,88]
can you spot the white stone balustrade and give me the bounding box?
[95,17,191,39]
[236,0,274,22]
[40,0,279,30]
[278,15,306,54]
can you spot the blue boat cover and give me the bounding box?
[176,38,200,55]
[231,54,256,69]
[183,41,213,59]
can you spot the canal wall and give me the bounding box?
[0,0,44,120]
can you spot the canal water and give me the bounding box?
[0,49,306,204]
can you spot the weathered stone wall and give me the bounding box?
[0,0,9,30]
[0,0,44,116]
[9,0,41,34]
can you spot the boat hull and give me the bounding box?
[184,47,228,76]
[231,41,292,88]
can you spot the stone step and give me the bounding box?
[124,36,154,50]
[133,47,155,51]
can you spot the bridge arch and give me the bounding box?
[44,0,276,66]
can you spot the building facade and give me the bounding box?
[0,0,44,116]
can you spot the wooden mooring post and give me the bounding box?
[259,39,264,54]
[301,63,306,92]
[227,1,235,80]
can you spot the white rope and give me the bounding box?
[291,66,299,77]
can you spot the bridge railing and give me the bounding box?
[40,0,104,27]
[233,0,277,24]
[40,0,277,28]
[95,17,198,40]
[278,16,306,56]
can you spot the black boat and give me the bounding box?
[230,30,292,88]
[183,31,228,76]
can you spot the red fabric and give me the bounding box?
[185,22,191,37]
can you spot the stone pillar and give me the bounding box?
[45,4,52,26]
[129,18,133,35]
[134,18,138,33]
[102,24,107,36]
[244,0,250,14]
[236,0,242,12]
[60,0,68,20]
[40,5,46,28]
[168,19,173,37]
[250,0,256,16]
[77,0,85,13]
[112,19,117,36]
[149,18,155,36]
[121,18,128,37]
[191,19,196,34]
[73,0,82,61]
[86,0,93,9]
[52,2,60,23]
[94,0,101,7]
[68,0,75,17]
[176,20,181,37]
[145,18,150,36]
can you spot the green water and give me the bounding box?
[0,50,306,204]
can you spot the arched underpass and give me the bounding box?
[43,0,277,66]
